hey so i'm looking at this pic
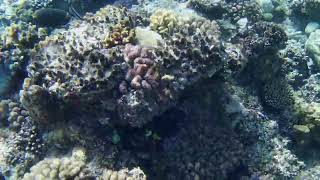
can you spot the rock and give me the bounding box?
[305,22,320,34]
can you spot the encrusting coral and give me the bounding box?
[2,0,319,179]
[22,5,230,127]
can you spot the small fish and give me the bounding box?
[33,8,70,27]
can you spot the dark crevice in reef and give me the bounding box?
[119,108,184,152]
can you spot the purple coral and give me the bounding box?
[122,44,159,91]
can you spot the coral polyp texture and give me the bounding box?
[22,5,227,127]
[101,167,146,180]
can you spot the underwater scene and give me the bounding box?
[1,0,320,179]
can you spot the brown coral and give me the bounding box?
[104,23,135,48]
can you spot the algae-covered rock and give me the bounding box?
[305,22,320,34]
[305,29,320,67]
[135,27,163,48]
[293,98,320,145]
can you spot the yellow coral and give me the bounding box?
[100,167,146,180]
[23,155,85,180]
[104,23,135,48]
[150,9,178,35]
[293,98,320,145]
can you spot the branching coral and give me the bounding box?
[101,167,146,180]
[104,19,136,48]
[22,156,85,180]
[0,22,46,95]
[238,21,287,57]
[0,99,44,174]
[262,78,295,110]
[150,9,177,35]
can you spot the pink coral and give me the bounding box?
[121,44,159,91]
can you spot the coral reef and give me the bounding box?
[293,98,320,146]
[296,165,320,179]
[0,21,47,95]
[101,167,146,180]
[238,21,287,57]
[104,18,136,48]
[304,0,320,20]
[1,0,320,179]
[160,124,246,180]
[188,0,262,22]
[149,9,177,35]
[22,153,86,180]
[22,5,228,128]
[262,77,295,110]
[305,29,320,68]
